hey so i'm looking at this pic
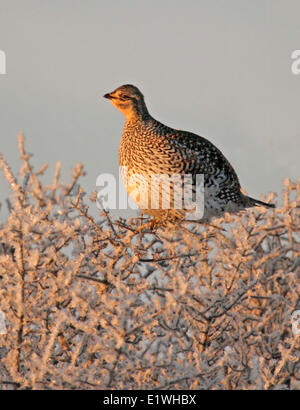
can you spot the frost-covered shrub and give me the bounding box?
[0,135,299,390]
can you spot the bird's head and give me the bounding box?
[104,84,149,120]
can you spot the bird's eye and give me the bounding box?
[120,94,130,100]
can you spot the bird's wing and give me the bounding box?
[165,128,241,187]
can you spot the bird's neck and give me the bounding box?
[124,99,151,122]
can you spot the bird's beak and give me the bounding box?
[103,92,114,99]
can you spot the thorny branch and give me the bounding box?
[0,138,299,390]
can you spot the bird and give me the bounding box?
[104,84,274,223]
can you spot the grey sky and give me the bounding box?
[0,0,299,219]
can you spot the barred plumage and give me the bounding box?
[104,84,274,221]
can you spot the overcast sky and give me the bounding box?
[0,0,299,219]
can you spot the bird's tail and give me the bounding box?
[245,195,275,209]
